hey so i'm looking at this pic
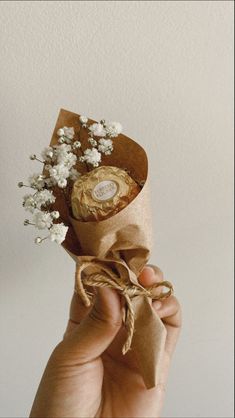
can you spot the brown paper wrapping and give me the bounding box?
[49,109,167,389]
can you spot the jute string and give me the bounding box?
[75,263,173,355]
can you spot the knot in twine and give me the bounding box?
[75,261,173,355]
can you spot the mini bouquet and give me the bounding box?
[18,108,173,389]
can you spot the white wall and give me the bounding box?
[0,1,233,417]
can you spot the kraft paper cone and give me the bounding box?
[131,295,166,389]
[48,108,167,389]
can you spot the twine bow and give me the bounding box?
[75,260,173,355]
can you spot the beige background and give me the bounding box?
[0,1,233,417]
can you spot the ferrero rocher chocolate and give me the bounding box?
[71,166,140,221]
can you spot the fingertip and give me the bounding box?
[153,296,182,328]
[139,266,159,286]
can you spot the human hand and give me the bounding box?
[30,265,182,418]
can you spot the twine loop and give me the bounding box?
[75,262,173,355]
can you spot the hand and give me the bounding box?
[30,265,182,418]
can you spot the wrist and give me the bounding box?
[153,354,171,417]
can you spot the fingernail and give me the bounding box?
[154,301,162,310]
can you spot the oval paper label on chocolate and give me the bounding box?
[92,180,118,202]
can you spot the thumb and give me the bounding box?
[65,287,123,362]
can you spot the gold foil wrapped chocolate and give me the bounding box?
[71,166,140,221]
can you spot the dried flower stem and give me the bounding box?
[77,125,91,173]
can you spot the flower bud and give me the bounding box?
[34,237,42,244]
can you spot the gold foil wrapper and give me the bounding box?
[71,166,140,221]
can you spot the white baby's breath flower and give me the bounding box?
[33,211,53,230]
[89,123,106,137]
[88,137,97,147]
[35,190,56,208]
[58,152,77,169]
[57,127,75,140]
[105,121,122,138]
[79,115,88,124]
[53,144,73,165]
[54,144,72,157]
[82,148,101,167]
[28,174,45,190]
[58,178,67,188]
[69,168,81,181]
[49,223,68,244]
[23,194,37,213]
[51,211,60,219]
[49,164,70,188]
[73,141,81,149]
[44,177,56,188]
[35,237,43,244]
[58,137,66,144]
[64,127,75,139]
[57,128,65,136]
[23,189,54,213]
[41,147,54,161]
[98,138,113,155]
